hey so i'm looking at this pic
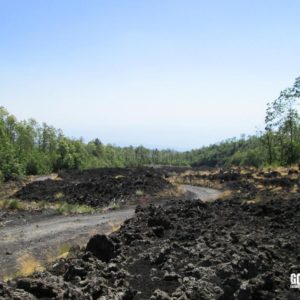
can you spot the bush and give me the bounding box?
[0,199,25,210]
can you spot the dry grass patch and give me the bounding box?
[54,192,64,200]
[156,185,185,198]
[218,189,232,200]
[0,198,95,215]
[0,199,26,211]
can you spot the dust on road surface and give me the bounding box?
[182,184,223,201]
[0,185,221,280]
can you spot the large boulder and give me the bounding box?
[86,234,117,262]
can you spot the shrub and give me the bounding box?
[135,189,144,196]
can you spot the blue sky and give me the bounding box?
[1,0,300,150]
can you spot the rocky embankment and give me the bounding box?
[14,168,172,207]
[1,189,300,299]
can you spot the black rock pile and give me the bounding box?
[14,167,171,207]
[1,193,300,299]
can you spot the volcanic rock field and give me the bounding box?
[1,167,300,299]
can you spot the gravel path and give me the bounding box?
[0,185,221,280]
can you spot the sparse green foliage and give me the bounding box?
[135,189,144,196]
[263,77,300,165]
[8,199,22,210]
[0,198,95,214]
[56,202,94,214]
[109,201,120,210]
[0,199,25,210]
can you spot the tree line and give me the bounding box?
[191,76,300,168]
[0,107,188,181]
[1,76,300,180]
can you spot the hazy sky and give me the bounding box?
[1,1,300,150]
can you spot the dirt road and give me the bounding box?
[0,185,221,280]
[182,184,223,201]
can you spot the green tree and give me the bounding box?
[265,77,300,165]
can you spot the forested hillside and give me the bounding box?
[1,77,300,180]
[188,135,265,168]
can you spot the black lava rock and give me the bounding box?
[86,234,117,262]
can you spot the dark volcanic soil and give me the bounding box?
[14,168,172,207]
[1,190,300,299]
[176,167,300,199]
